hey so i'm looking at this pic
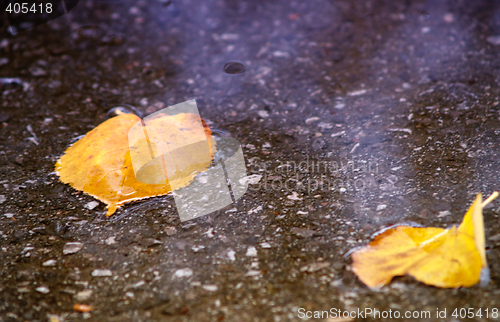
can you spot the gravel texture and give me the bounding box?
[2,0,500,321]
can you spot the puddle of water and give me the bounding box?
[5,1,500,320]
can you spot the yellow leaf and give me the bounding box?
[351,192,498,289]
[55,112,215,216]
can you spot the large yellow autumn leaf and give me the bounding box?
[351,192,498,289]
[55,112,214,216]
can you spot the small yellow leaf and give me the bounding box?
[55,112,214,216]
[352,192,498,289]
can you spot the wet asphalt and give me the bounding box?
[2,0,500,321]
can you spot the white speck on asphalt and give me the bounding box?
[126,280,146,289]
[227,249,236,261]
[247,205,263,214]
[220,33,239,41]
[334,102,345,109]
[291,228,316,238]
[260,242,271,249]
[36,286,50,294]
[350,143,360,154]
[273,51,289,57]
[318,122,333,130]
[305,117,320,124]
[63,242,83,255]
[42,259,57,267]
[257,110,269,118]
[246,246,258,257]
[438,210,451,218]
[165,226,177,235]
[487,36,500,46]
[300,262,330,273]
[91,269,112,277]
[202,284,218,292]
[443,13,454,23]
[105,236,116,245]
[203,228,214,238]
[387,128,412,134]
[75,290,93,301]
[246,270,261,276]
[85,201,99,210]
[331,131,345,137]
[287,192,302,200]
[348,89,367,96]
[174,268,193,278]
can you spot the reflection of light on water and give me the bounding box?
[107,105,143,119]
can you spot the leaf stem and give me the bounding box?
[482,191,499,208]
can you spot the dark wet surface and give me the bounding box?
[2,0,500,321]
